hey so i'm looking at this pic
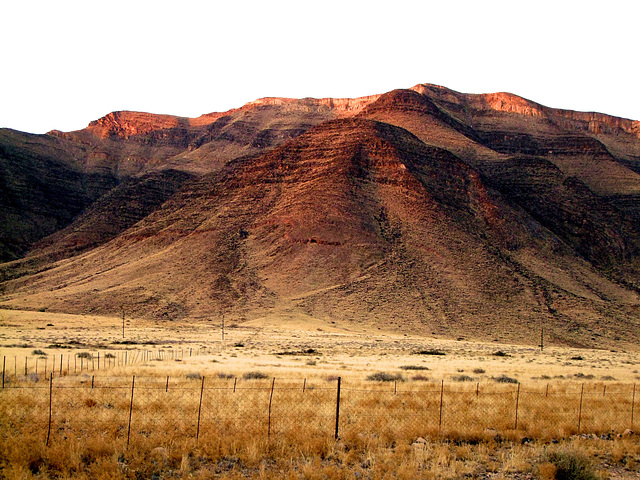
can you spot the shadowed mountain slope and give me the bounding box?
[2,85,640,347]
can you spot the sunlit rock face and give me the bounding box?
[2,84,640,347]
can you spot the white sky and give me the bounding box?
[1,0,638,134]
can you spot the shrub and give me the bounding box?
[243,371,269,380]
[414,349,446,356]
[366,372,404,382]
[493,375,518,384]
[399,365,430,371]
[216,373,234,379]
[570,356,584,361]
[186,373,202,380]
[472,368,486,374]
[538,449,598,480]
[77,352,93,359]
[492,350,510,357]
[453,375,474,382]
[32,349,46,356]
[412,374,430,381]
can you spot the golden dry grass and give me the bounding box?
[2,309,640,478]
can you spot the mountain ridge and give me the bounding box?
[2,83,640,348]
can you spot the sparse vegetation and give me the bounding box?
[399,365,430,370]
[492,350,511,357]
[366,371,404,382]
[493,374,518,383]
[473,368,486,374]
[243,371,269,380]
[538,448,599,480]
[414,349,446,356]
[32,349,46,356]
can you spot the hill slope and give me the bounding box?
[1,84,640,347]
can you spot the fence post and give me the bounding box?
[196,376,205,443]
[60,355,63,376]
[24,357,27,376]
[233,377,237,393]
[476,382,479,397]
[46,373,53,446]
[303,378,306,393]
[334,377,341,440]
[127,375,135,447]
[514,383,521,430]
[578,383,584,433]
[91,375,94,389]
[632,384,636,429]
[2,356,5,389]
[439,380,444,433]
[268,378,276,438]
[166,376,170,393]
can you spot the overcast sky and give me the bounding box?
[1,0,638,134]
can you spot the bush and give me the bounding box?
[366,372,404,382]
[32,349,46,356]
[472,368,486,374]
[399,365,430,371]
[414,349,446,356]
[453,375,475,382]
[493,375,518,384]
[538,449,598,480]
[77,352,93,359]
[412,374,430,381]
[570,356,584,361]
[186,373,202,380]
[492,350,510,357]
[243,371,269,380]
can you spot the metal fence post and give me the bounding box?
[632,384,636,429]
[268,377,276,438]
[578,383,584,433]
[439,380,444,433]
[334,377,341,440]
[196,376,205,443]
[514,383,520,430]
[46,373,53,446]
[127,375,135,447]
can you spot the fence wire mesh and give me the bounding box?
[1,374,637,452]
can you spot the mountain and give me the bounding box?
[1,84,640,348]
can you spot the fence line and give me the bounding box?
[1,375,638,452]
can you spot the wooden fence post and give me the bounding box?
[334,377,341,440]
[2,356,5,389]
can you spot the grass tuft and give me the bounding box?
[366,372,404,382]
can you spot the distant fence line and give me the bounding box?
[1,348,211,382]
[1,374,638,451]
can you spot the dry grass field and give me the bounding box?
[2,309,640,479]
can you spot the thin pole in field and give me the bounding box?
[233,377,237,393]
[303,378,306,393]
[2,356,5,389]
[46,373,53,446]
[334,377,341,440]
[514,383,521,430]
[59,355,63,376]
[438,380,444,433]
[578,383,584,433]
[196,376,205,443]
[632,384,636,429]
[24,357,27,376]
[126,376,135,447]
[476,382,479,397]
[267,377,275,438]
[166,376,170,393]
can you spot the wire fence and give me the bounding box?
[1,374,637,452]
